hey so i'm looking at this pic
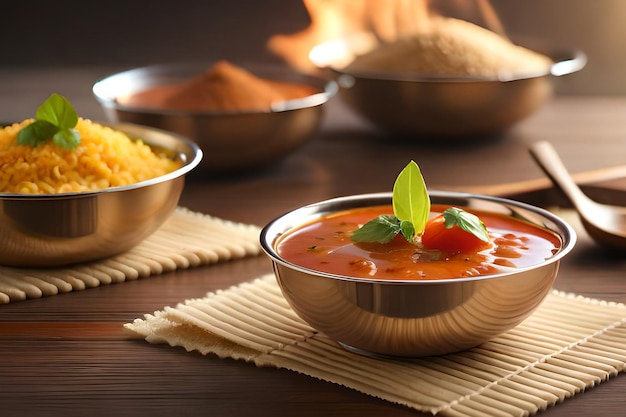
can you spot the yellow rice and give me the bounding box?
[0,118,182,194]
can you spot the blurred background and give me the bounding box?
[1,0,624,95]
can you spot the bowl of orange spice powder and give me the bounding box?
[93,60,338,174]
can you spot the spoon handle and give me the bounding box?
[528,141,595,208]
[437,164,626,197]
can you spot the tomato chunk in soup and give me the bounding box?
[275,204,562,280]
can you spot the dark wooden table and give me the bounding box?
[1,68,625,417]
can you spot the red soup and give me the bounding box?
[276,204,562,280]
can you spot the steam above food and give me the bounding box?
[268,0,553,79]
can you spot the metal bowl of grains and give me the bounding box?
[0,121,202,267]
[93,60,338,174]
[310,19,586,139]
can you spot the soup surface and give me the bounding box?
[276,204,562,280]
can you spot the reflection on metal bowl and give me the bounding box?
[311,33,586,139]
[0,123,202,268]
[93,62,338,174]
[260,191,576,357]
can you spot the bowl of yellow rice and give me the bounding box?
[0,117,202,267]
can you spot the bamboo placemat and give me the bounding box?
[126,274,626,417]
[0,207,262,304]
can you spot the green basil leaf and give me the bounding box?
[351,215,402,244]
[442,207,490,242]
[52,128,81,149]
[19,94,81,149]
[36,93,78,129]
[392,160,430,235]
[351,161,432,245]
[17,120,59,146]
[399,220,415,242]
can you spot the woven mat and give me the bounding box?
[126,273,626,417]
[0,207,262,304]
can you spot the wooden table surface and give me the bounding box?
[0,68,625,417]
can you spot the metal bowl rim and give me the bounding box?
[311,33,587,83]
[260,190,577,285]
[328,49,587,83]
[92,61,339,116]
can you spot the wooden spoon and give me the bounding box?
[529,140,626,251]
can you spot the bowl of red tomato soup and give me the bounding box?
[260,191,576,357]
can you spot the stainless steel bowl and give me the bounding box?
[93,62,338,174]
[260,191,576,357]
[0,123,202,268]
[310,34,586,138]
